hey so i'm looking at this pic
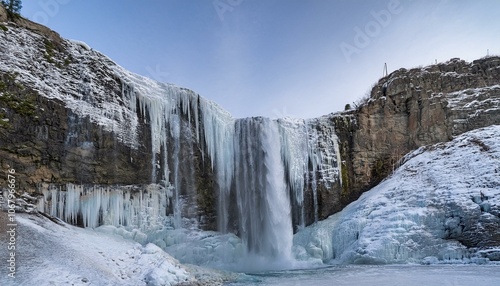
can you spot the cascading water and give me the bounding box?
[233,118,293,262]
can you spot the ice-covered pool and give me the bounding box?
[226,264,500,286]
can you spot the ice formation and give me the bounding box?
[36,184,169,230]
[294,125,500,265]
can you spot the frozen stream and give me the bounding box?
[226,265,500,286]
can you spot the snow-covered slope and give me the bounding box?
[294,125,500,264]
[0,212,236,286]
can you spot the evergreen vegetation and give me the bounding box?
[1,0,22,19]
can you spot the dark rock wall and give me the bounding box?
[0,72,153,189]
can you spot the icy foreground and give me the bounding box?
[294,125,500,264]
[0,213,235,286]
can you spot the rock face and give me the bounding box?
[0,14,217,229]
[334,57,500,207]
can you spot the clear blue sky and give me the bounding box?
[21,0,500,119]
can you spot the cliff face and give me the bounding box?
[1,11,499,237]
[0,73,153,187]
[0,16,218,229]
[335,57,500,205]
[0,17,342,234]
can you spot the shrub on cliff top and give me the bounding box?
[1,0,22,19]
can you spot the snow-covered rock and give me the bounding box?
[294,125,500,264]
[332,57,500,213]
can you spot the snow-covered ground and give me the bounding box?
[0,212,237,286]
[294,125,500,265]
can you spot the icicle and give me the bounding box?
[64,184,81,225]
[50,186,58,218]
[277,118,309,229]
[199,99,235,232]
[305,122,320,224]
[194,96,200,142]
[171,113,182,228]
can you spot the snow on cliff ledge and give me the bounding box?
[0,24,230,150]
[294,125,500,264]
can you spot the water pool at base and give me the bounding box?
[226,264,500,286]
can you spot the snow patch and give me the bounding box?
[7,213,198,286]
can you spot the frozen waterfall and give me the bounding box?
[35,58,342,269]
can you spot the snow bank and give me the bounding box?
[294,125,500,264]
[2,213,235,286]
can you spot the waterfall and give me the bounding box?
[233,118,293,260]
[35,61,342,269]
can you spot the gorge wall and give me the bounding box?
[1,11,500,242]
[333,57,500,206]
[0,14,341,238]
